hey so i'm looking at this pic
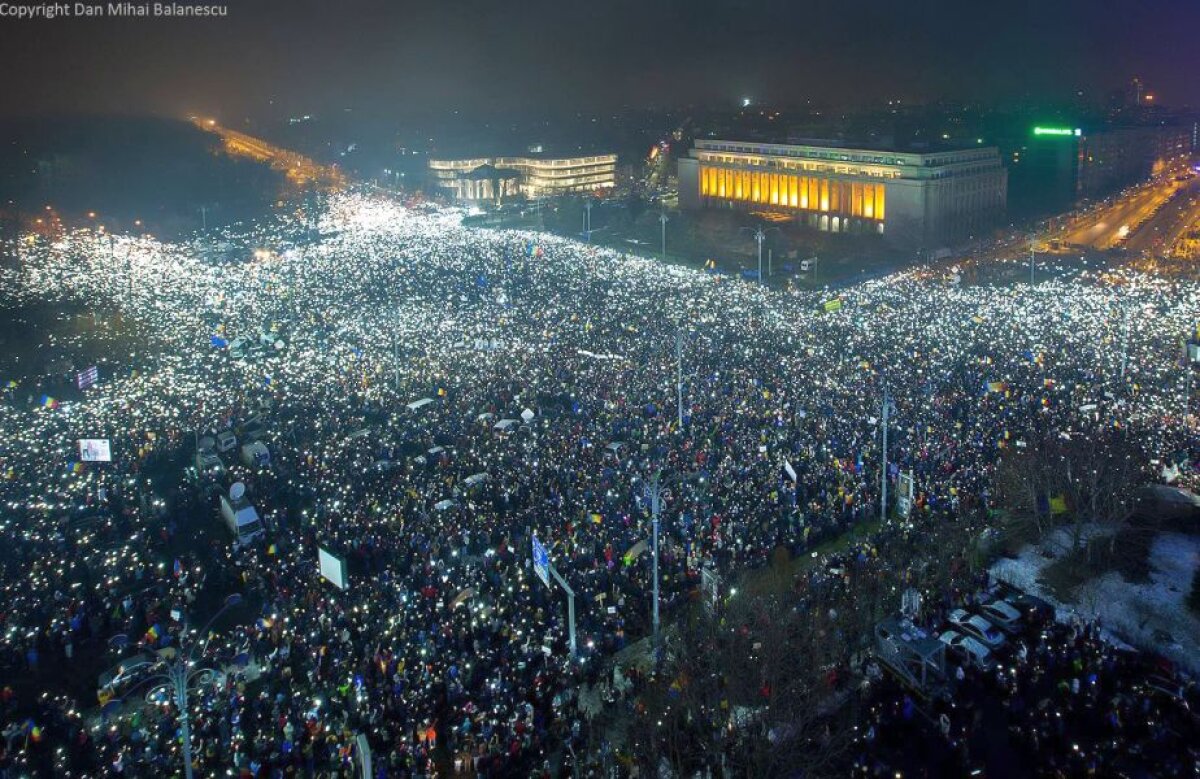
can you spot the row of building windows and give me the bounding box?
[696,153,900,179]
[696,141,998,170]
[525,173,615,190]
[524,167,615,182]
[698,142,906,166]
[698,166,885,220]
[428,155,617,173]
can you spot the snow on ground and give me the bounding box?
[991,526,1200,675]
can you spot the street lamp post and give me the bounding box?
[642,470,705,650]
[644,474,665,646]
[1029,235,1036,285]
[1185,347,1194,424]
[880,387,893,522]
[659,210,668,259]
[393,308,401,393]
[675,327,684,430]
[754,228,765,284]
[1120,305,1130,380]
[117,593,243,779]
[583,201,592,242]
[741,226,778,286]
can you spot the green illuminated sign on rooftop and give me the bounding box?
[1033,126,1082,137]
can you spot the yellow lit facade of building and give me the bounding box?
[679,139,1006,247]
[698,167,886,222]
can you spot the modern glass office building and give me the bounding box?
[429,154,617,202]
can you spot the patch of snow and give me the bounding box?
[992,529,1200,675]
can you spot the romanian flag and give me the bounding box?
[70,462,85,475]
[5,380,16,389]
[1049,495,1068,514]
[1044,378,1056,388]
[590,512,602,524]
[145,624,160,643]
[986,381,1006,393]
[39,395,59,410]
[267,543,277,556]
[437,386,447,397]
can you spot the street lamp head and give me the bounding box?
[223,593,243,608]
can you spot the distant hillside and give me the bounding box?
[0,116,288,237]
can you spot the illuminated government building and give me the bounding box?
[428,153,617,202]
[678,139,1006,247]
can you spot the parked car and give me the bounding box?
[978,599,1023,633]
[939,629,996,671]
[948,609,1006,648]
[993,583,1055,621]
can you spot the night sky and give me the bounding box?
[1,0,1197,120]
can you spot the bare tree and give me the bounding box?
[630,590,858,778]
[995,429,1150,580]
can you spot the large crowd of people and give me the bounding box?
[0,191,1197,776]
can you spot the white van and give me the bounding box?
[240,441,270,468]
[220,493,265,544]
[216,430,237,454]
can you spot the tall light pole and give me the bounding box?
[1185,337,1194,424]
[676,327,685,430]
[754,227,766,285]
[1120,305,1130,380]
[393,308,401,393]
[1029,234,1036,285]
[741,226,778,286]
[583,200,592,242]
[644,473,665,646]
[659,210,669,259]
[116,593,243,779]
[199,205,208,232]
[880,387,892,522]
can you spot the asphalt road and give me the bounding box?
[1060,177,1183,250]
[1124,177,1200,255]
